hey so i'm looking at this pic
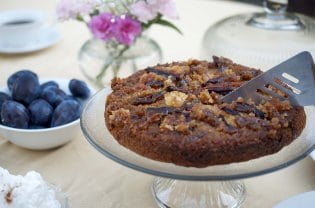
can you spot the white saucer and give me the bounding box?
[0,26,61,54]
[273,191,315,208]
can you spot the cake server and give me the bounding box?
[221,51,315,106]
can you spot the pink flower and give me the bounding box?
[89,13,114,41]
[149,0,179,19]
[56,0,99,21]
[56,0,76,20]
[89,13,141,45]
[129,1,157,23]
[114,15,142,45]
[129,0,178,23]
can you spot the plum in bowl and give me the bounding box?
[0,71,93,150]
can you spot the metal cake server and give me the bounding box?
[221,51,315,106]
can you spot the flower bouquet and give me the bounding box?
[56,0,181,87]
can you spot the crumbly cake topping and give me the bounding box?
[107,58,295,139]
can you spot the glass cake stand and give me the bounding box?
[201,0,315,70]
[80,87,315,208]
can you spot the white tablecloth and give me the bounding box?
[1,1,315,207]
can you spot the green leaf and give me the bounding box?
[76,15,84,22]
[141,14,162,29]
[156,19,183,35]
[90,9,100,16]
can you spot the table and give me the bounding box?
[1,0,315,207]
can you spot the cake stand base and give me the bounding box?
[152,177,246,208]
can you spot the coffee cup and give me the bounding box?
[0,9,45,47]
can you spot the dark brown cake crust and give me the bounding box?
[105,57,306,168]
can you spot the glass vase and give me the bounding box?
[78,36,163,88]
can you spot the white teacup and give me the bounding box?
[0,9,45,47]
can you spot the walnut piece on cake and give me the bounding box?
[164,91,188,108]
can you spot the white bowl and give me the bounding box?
[0,78,93,150]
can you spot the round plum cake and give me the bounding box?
[105,57,306,167]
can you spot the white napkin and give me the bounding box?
[310,150,315,160]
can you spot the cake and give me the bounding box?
[105,57,306,168]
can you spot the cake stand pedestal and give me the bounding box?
[152,178,245,208]
[80,88,315,208]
